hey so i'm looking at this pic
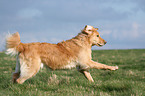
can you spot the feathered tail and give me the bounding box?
[6,32,22,56]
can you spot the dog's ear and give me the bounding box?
[83,25,93,34]
[95,28,98,30]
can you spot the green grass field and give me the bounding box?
[0,49,145,96]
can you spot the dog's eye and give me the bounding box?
[97,35,99,37]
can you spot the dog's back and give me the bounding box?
[37,42,79,70]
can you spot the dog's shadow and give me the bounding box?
[88,82,132,92]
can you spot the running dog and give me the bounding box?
[6,25,118,84]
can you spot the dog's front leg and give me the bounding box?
[83,71,94,82]
[77,66,94,82]
[79,70,94,82]
[88,60,118,70]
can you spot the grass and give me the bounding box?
[0,49,145,96]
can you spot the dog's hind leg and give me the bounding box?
[16,57,41,84]
[12,54,20,83]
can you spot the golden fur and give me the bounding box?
[6,25,118,84]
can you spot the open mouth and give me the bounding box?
[97,43,103,46]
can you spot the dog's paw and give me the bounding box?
[110,66,119,71]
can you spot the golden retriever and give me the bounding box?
[6,25,118,84]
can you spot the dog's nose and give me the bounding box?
[104,41,107,44]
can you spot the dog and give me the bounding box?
[6,25,118,84]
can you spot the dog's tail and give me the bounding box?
[6,32,23,56]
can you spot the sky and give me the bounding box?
[0,0,145,51]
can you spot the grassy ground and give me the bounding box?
[0,49,145,96]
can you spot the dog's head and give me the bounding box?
[82,25,107,47]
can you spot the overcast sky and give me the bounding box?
[0,0,145,51]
